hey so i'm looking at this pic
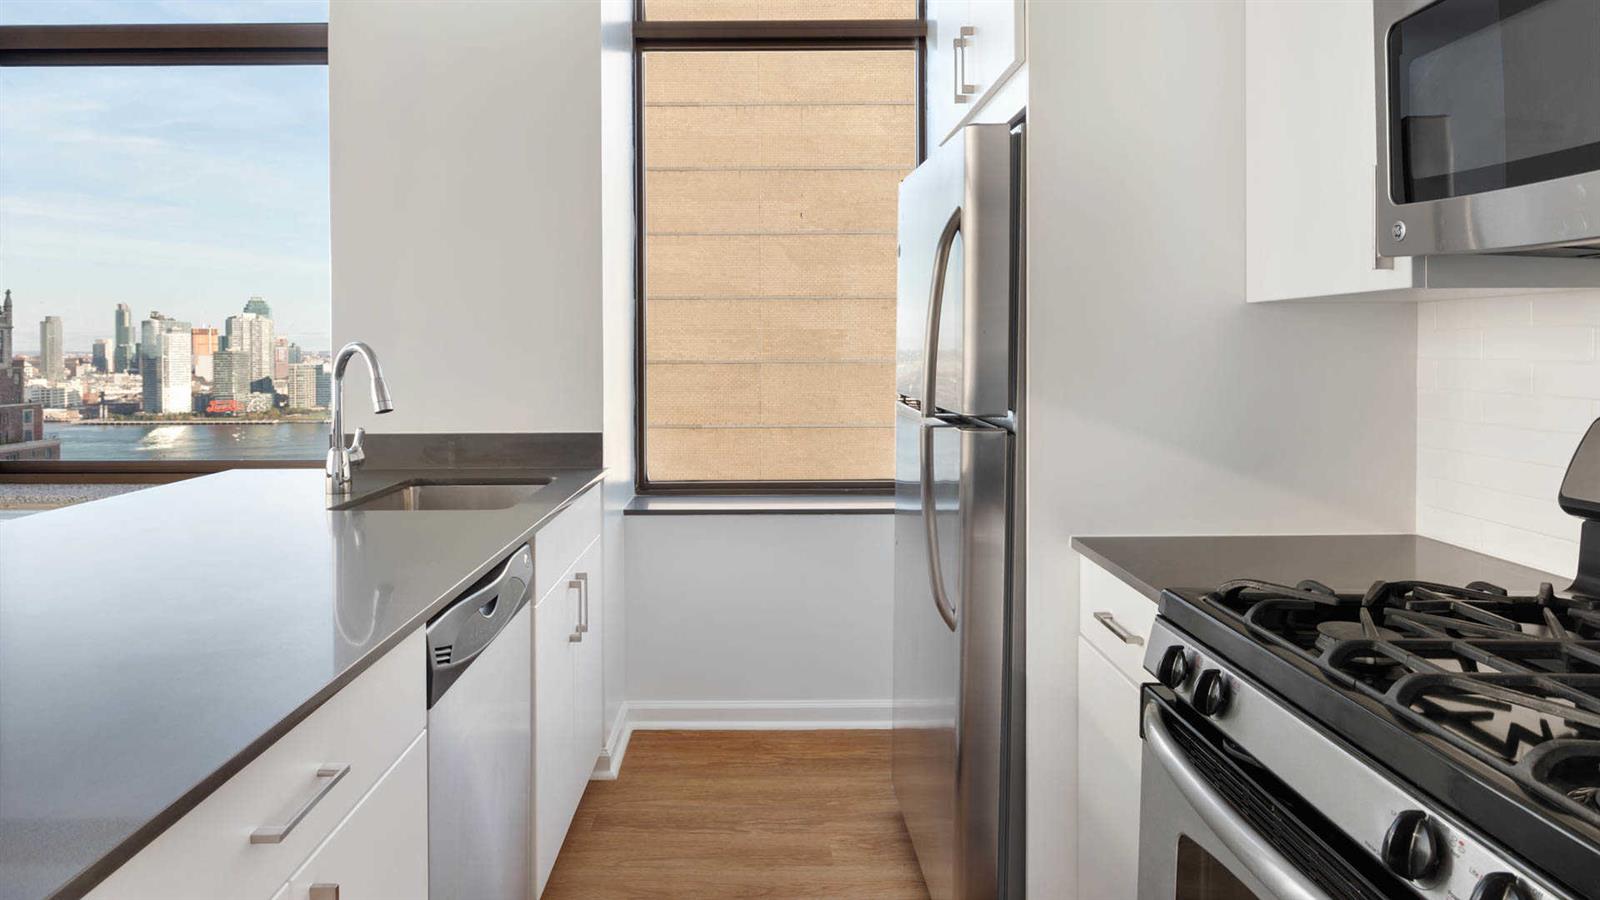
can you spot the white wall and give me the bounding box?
[1027,2,1417,895]
[622,514,894,726]
[598,0,636,764]
[1416,291,1600,575]
[329,0,601,435]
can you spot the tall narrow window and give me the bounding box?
[638,30,918,489]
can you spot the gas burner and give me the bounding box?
[1314,618,1402,649]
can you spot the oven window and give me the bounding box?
[1175,836,1260,900]
[1388,0,1600,202]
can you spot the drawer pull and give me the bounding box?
[310,886,341,900]
[250,764,350,844]
[1093,611,1145,646]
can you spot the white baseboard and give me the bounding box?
[588,699,893,781]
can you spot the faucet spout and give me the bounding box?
[327,341,394,502]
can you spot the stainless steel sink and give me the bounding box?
[339,480,549,512]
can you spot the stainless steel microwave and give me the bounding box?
[1375,0,1600,258]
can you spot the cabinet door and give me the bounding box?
[965,0,1023,111]
[925,0,970,145]
[534,582,579,896]
[572,538,605,784]
[1076,637,1143,900]
[278,730,428,900]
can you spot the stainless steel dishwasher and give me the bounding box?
[426,543,534,900]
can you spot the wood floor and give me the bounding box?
[543,730,931,899]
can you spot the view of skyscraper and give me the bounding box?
[92,338,110,373]
[39,315,63,382]
[113,304,134,373]
[0,290,59,460]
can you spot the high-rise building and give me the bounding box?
[92,338,111,373]
[114,303,135,372]
[1,289,13,366]
[191,326,219,382]
[273,337,290,382]
[224,311,275,389]
[287,362,326,410]
[211,349,251,403]
[315,364,331,408]
[0,290,19,406]
[39,316,64,382]
[140,316,191,414]
[243,296,272,318]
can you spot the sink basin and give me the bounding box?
[340,479,549,511]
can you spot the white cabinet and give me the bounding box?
[1245,0,1600,303]
[927,0,1026,146]
[1076,637,1143,900]
[86,632,425,900]
[1074,557,1154,900]
[532,492,604,897]
[275,731,429,900]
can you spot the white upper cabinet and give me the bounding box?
[927,0,1026,146]
[1244,0,1600,303]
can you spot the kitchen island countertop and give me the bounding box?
[0,466,603,900]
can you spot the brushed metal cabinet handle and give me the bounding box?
[310,885,341,900]
[572,572,589,633]
[954,25,976,102]
[1093,611,1144,646]
[250,765,350,844]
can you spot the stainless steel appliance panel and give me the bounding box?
[428,547,534,900]
[893,400,1012,900]
[1374,0,1600,256]
[896,124,1016,417]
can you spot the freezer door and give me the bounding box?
[896,124,1016,418]
[893,401,1013,900]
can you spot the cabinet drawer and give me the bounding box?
[87,631,425,900]
[277,730,428,900]
[1075,635,1142,900]
[533,485,601,601]
[1078,558,1156,684]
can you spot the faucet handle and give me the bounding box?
[347,426,367,466]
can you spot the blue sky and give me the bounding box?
[0,1,331,352]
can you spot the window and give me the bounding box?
[0,4,329,467]
[636,6,922,491]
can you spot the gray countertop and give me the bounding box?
[1071,533,1564,602]
[0,466,603,900]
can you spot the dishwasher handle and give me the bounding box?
[426,544,534,707]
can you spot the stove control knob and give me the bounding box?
[1157,646,1192,689]
[1470,872,1530,900]
[1382,810,1442,882]
[1194,669,1232,717]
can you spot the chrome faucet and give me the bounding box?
[326,341,394,501]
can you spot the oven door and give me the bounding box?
[1136,688,1413,900]
[1373,0,1600,257]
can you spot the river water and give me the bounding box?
[45,422,329,461]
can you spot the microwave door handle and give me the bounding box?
[921,207,962,414]
[1142,704,1333,900]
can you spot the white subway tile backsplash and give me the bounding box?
[1482,325,1593,361]
[1416,292,1598,576]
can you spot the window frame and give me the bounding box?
[632,2,926,495]
[0,22,329,482]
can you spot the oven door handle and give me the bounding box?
[1143,703,1334,900]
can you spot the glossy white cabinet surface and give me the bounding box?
[1075,636,1142,900]
[1077,559,1156,683]
[928,0,1025,145]
[533,492,604,898]
[277,730,430,900]
[84,631,425,900]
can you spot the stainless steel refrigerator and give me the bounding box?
[893,122,1025,900]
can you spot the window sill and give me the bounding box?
[624,494,893,516]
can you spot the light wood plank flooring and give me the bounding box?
[543,730,930,899]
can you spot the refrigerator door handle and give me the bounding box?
[921,422,959,632]
[920,206,963,633]
[920,206,963,415]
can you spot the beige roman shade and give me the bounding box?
[641,47,916,483]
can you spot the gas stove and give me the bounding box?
[1155,578,1600,900]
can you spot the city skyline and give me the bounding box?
[0,291,332,357]
[0,28,331,351]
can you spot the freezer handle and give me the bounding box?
[920,206,962,415]
[919,206,962,633]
